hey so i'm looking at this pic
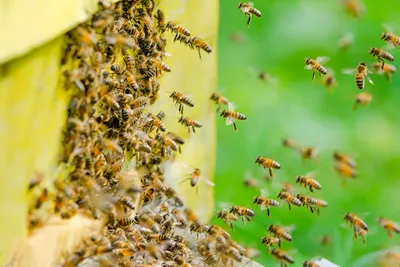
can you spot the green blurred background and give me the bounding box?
[210,0,400,266]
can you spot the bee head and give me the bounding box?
[305,58,312,65]
[295,176,301,183]
[369,48,377,54]
[381,32,389,40]
[238,2,245,8]
[255,156,261,163]
[253,196,259,203]
[359,62,367,67]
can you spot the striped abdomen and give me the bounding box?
[249,7,262,17]
[192,37,212,54]
[316,64,327,75]
[355,73,365,89]
[181,96,194,107]
[381,51,394,61]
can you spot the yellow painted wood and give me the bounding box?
[0,0,105,63]
[0,37,69,265]
[155,0,219,222]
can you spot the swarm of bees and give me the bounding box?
[23,0,400,266]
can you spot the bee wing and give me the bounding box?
[227,102,236,111]
[316,56,330,64]
[305,170,318,178]
[225,116,235,126]
[282,224,296,233]
[382,23,395,33]
[204,179,215,187]
[342,68,356,75]
[304,64,314,70]
[260,188,270,197]
[366,75,374,85]
[313,258,340,267]
[248,2,255,6]
[326,68,336,76]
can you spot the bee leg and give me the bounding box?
[268,168,274,178]
[192,126,196,133]
[246,14,251,27]
[380,58,385,69]
[309,206,314,214]
[233,122,238,131]
[267,208,270,217]
[246,215,251,222]
[178,146,181,154]
[316,208,320,216]
[309,186,313,192]
[187,127,191,134]
[197,48,202,60]
[312,71,315,82]
[288,203,291,211]
[241,217,246,225]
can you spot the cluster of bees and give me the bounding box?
[24,0,262,266]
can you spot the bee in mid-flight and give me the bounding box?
[372,62,397,81]
[180,167,215,193]
[304,57,329,81]
[377,217,400,238]
[381,32,400,47]
[277,191,302,210]
[322,71,338,92]
[303,260,320,267]
[169,91,194,114]
[343,62,374,89]
[253,196,280,217]
[217,210,238,229]
[342,0,366,18]
[270,248,295,267]
[268,225,293,242]
[296,175,321,192]
[210,92,233,112]
[238,2,262,27]
[344,212,368,242]
[296,194,328,215]
[178,116,202,133]
[255,156,281,177]
[333,151,357,182]
[261,236,281,252]
[353,92,372,111]
[220,108,246,131]
[369,48,394,69]
[229,206,255,225]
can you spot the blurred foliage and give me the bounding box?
[211,0,400,266]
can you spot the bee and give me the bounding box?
[268,225,293,242]
[118,216,136,226]
[244,177,258,188]
[372,62,397,81]
[338,32,354,50]
[171,208,188,226]
[305,57,329,81]
[344,212,368,232]
[383,252,400,265]
[104,33,137,49]
[296,175,321,192]
[178,116,202,133]
[190,222,209,238]
[217,210,239,229]
[334,161,357,182]
[342,0,366,18]
[353,92,372,111]
[154,9,166,33]
[377,217,400,238]
[155,132,178,153]
[229,206,255,225]
[166,21,191,36]
[169,91,194,114]
[28,172,44,191]
[343,62,374,89]
[270,248,295,267]
[166,132,185,153]
[190,37,212,59]
[198,243,219,265]
[151,59,171,73]
[238,2,262,27]
[125,71,139,92]
[208,225,231,240]
[381,32,400,47]
[34,188,48,209]
[282,139,297,148]
[244,247,261,259]
[353,225,367,244]
[253,196,280,217]
[261,236,281,251]
[281,183,295,195]
[226,246,243,263]
[119,196,136,210]
[210,92,232,112]
[369,48,394,69]
[320,235,331,246]
[296,194,328,215]
[333,151,356,168]
[303,261,320,267]
[299,146,319,161]
[255,156,281,178]
[137,213,160,233]
[322,72,338,92]
[110,63,123,74]
[277,191,302,210]
[147,233,170,243]
[220,108,246,131]
[102,138,123,154]
[181,168,215,193]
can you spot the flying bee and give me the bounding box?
[353,92,372,111]
[303,261,320,267]
[343,62,374,89]
[299,146,319,161]
[333,151,356,168]
[353,225,367,244]
[34,188,48,209]
[238,2,262,27]
[210,92,233,112]
[255,156,281,178]
[369,48,394,69]
[381,32,400,47]
[322,70,338,92]
[296,194,328,215]
[296,175,321,192]
[277,191,302,210]
[261,236,281,251]
[190,37,212,59]
[118,216,136,226]
[253,196,280,217]
[226,246,243,263]
[377,217,400,238]
[28,172,44,191]
[244,177,258,188]
[305,57,330,81]
[155,9,166,33]
[169,91,194,114]
[110,63,123,74]
[217,210,239,229]
[282,138,297,148]
[220,109,246,131]
[145,114,166,132]
[270,248,295,267]
[334,161,357,182]
[104,33,137,49]
[268,225,293,242]
[372,62,397,81]
[344,212,368,234]
[178,116,202,133]
[180,167,215,193]
[338,32,354,50]
[342,0,366,17]
[166,132,184,153]
[166,21,191,36]
[229,206,255,225]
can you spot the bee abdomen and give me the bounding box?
[317,65,327,74]
[182,97,194,107]
[270,199,280,207]
[234,112,246,120]
[250,8,262,17]
[121,108,129,122]
[383,52,394,61]
[292,197,302,207]
[356,76,364,89]
[282,233,292,241]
